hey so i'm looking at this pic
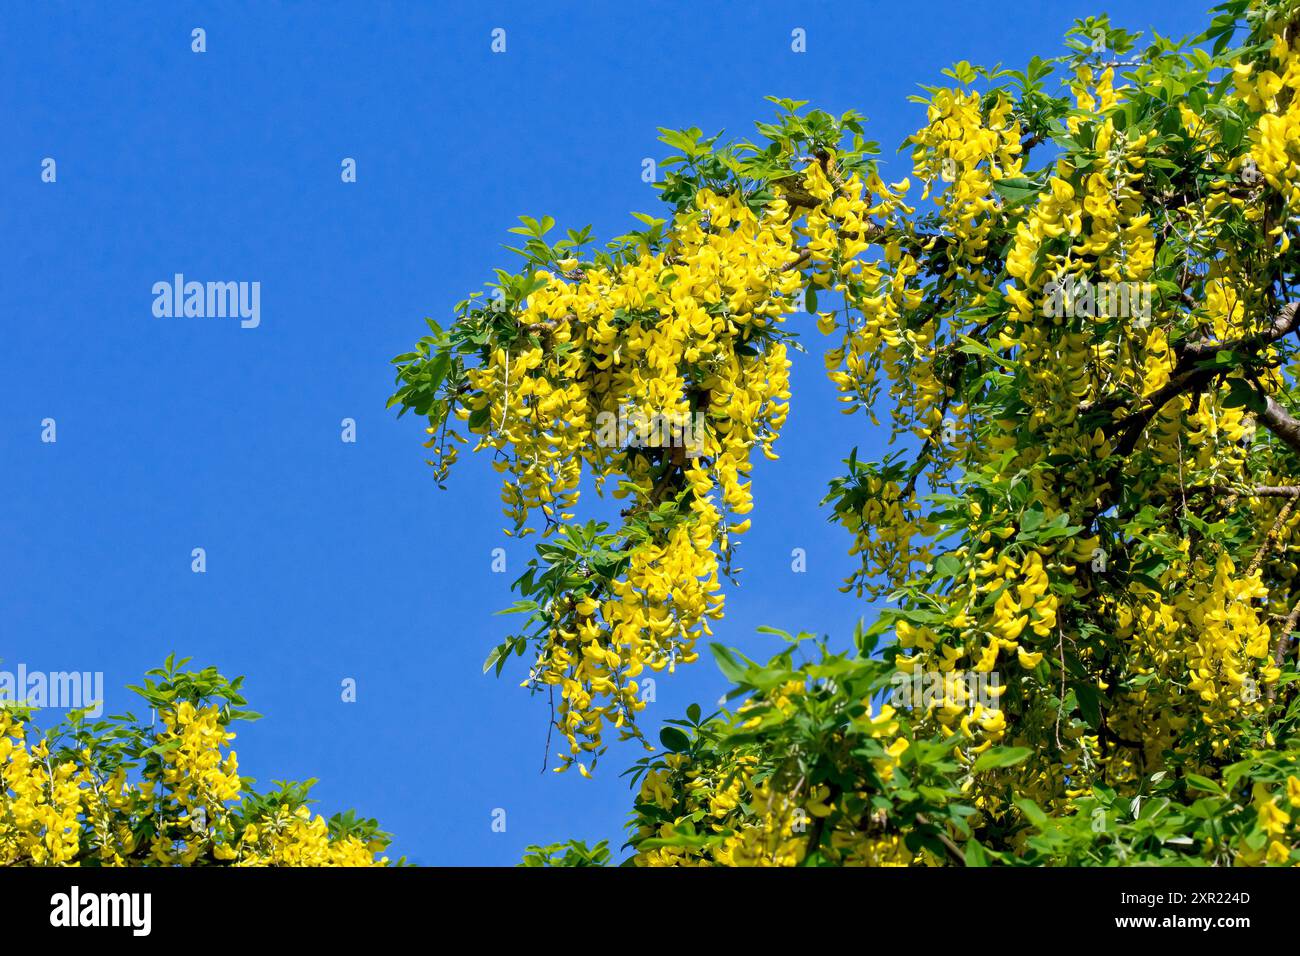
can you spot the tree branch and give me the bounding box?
[1188,485,1300,498]
[1267,596,1300,704]
[914,812,966,866]
[1258,394,1300,457]
[1094,302,1300,455]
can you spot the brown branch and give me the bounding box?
[1248,493,1299,575]
[1258,394,1300,457]
[1090,302,1300,458]
[519,312,573,334]
[1187,485,1300,498]
[783,249,813,273]
[1267,596,1300,703]
[914,812,967,866]
[1179,302,1300,363]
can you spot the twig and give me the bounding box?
[1248,492,1299,575]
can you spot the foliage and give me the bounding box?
[519,839,612,867]
[393,0,1300,864]
[0,656,391,866]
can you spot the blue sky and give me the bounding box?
[1,0,1209,865]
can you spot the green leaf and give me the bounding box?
[973,746,1033,773]
[483,645,507,675]
[659,727,691,753]
[1020,504,1046,534]
[709,644,749,683]
[992,177,1042,204]
[1184,773,1225,795]
[1222,378,1265,412]
[1015,797,1049,829]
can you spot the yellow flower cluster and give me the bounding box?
[0,705,386,867]
[1113,552,1279,761]
[235,806,382,867]
[157,701,241,849]
[896,541,1080,737]
[0,714,81,865]
[911,89,1024,295]
[634,752,920,867]
[633,685,919,867]
[836,476,932,596]
[1237,29,1300,215]
[459,188,801,769]
[1238,778,1300,866]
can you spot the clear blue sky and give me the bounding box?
[1,0,1208,865]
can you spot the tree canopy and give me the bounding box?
[0,657,391,865]
[394,0,1300,865]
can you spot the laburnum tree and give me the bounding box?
[392,0,1300,865]
[0,659,392,865]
